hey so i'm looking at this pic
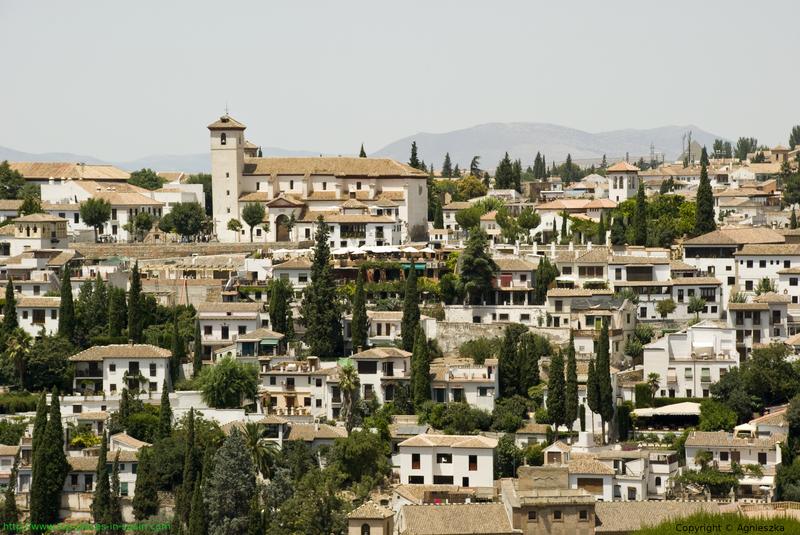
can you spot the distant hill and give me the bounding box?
[0,146,320,174]
[374,122,726,169]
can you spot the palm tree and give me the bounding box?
[243,422,279,479]
[338,362,360,432]
[4,328,31,388]
[647,373,661,401]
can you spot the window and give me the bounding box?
[220,132,227,145]
[73,405,82,414]
[728,277,735,285]
[520,314,530,322]
[149,363,156,377]
[436,453,452,464]
[791,278,798,287]
[627,487,637,500]
[720,451,729,461]
[304,397,311,407]
[478,387,493,397]
[22,310,27,320]
[110,384,116,392]
[528,511,537,521]
[357,361,378,374]
[361,524,370,535]
[655,476,662,486]
[120,482,129,497]
[745,280,753,291]
[203,325,212,336]
[468,455,478,471]
[758,452,767,465]
[553,510,562,521]
[759,260,767,268]
[238,325,247,335]
[686,389,692,397]
[299,274,308,283]
[408,476,424,484]
[269,376,276,385]
[32,309,45,324]
[747,260,753,268]
[579,510,588,521]
[149,382,157,392]
[412,454,420,469]
[555,300,563,312]
[50,309,57,319]
[315,378,322,387]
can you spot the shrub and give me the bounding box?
[0,393,38,414]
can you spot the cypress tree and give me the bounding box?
[533,255,559,305]
[128,261,143,342]
[0,454,19,530]
[694,160,716,236]
[109,452,123,528]
[31,392,47,455]
[586,359,599,436]
[178,408,200,528]
[498,325,520,398]
[442,153,453,178]
[494,152,514,189]
[92,274,108,331]
[359,143,366,158]
[408,141,421,170]
[118,388,131,429]
[187,472,206,535]
[301,217,343,359]
[453,163,461,178]
[560,212,568,244]
[512,159,522,192]
[350,269,368,352]
[596,213,606,245]
[170,309,185,382]
[633,182,647,246]
[551,218,557,242]
[792,208,798,230]
[92,432,111,524]
[547,350,566,432]
[401,267,420,352]
[204,430,256,535]
[433,202,444,229]
[700,146,709,166]
[132,447,159,520]
[610,216,626,245]
[2,279,17,336]
[58,264,75,341]
[410,326,430,409]
[596,321,614,443]
[565,331,578,432]
[30,389,68,525]
[158,382,172,439]
[107,287,127,338]
[518,333,541,390]
[193,319,203,376]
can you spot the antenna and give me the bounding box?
[224,102,229,115]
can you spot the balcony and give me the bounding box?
[282,381,295,391]
[75,368,102,378]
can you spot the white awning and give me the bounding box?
[402,246,419,253]
[632,401,701,417]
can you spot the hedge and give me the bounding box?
[0,393,39,414]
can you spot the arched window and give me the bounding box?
[655,476,662,486]
[221,132,227,145]
[360,524,371,535]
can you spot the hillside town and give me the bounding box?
[0,113,797,534]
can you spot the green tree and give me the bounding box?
[338,361,360,432]
[242,422,279,479]
[30,389,69,526]
[109,452,123,528]
[596,321,614,442]
[301,217,343,359]
[176,408,200,529]
[495,152,514,189]
[442,153,453,178]
[700,146,709,166]
[734,137,758,161]
[656,298,677,318]
[411,326,431,409]
[401,267,420,352]
[170,202,206,240]
[533,255,559,305]
[128,168,165,190]
[754,277,777,295]
[695,160,716,235]
[359,143,367,158]
[187,472,206,535]
[18,193,42,216]
[596,213,606,244]
[129,211,154,242]
[92,432,111,525]
[193,320,203,375]
[547,350,566,431]
[227,219,242,240]
[242,203,266,242]
[128,261,143,343]
[0,453,19,530]
[31,392,47,454]
[270,468,347,535]
[2,279,17,336]
[58,264,75,342]
[186,173,212,215]
[459,229,497,305]
[133,446,159,520]
[792,209,798,230]
[408,141,421,169]
[159,383,172,439]
[204,430,257,535]
[688,296,706,320]
[198,357,258,409]
[699,399,737,432]
[268,278,294,338]
[107,286,127,338]
[495,434,523,478]
[170,310,185,381]
[0,161,25,199]
[565,332,578,432]
[350,269,367,351]
[633,182,647,245]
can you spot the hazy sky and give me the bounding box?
[1,1,798,161]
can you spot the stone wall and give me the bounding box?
[436,322,568,355]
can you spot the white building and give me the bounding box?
[642,321,738,399]
[207,114,429,243]
[2,214,69,257]
[68,344,172,396]
[351,347,411,405]
[607,161,640,202]
[16,296,60,337]
[430,357,499,412]
[259,357,337,419]
[727,293,789,357]
[343,310,438,349]
[196,301,265,359]
[397,433,497,488]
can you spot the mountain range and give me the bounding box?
[0,122,725,174]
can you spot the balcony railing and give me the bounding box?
[75,369,102,378]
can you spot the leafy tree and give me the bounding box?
[158,212,175,233]
[25,334,73,392]
[128,211,154,242]
[401,267,420,352]
[695,160,716,235]
[0,161,25,199]
[713,139,733,158]
[18,193,42,215]
[688,296,706,320]
[30,389,69,525]
[325,430,391,496]
[454,205,481,230]
[2,279,17,337]
[128,168,165,190]
[754,277,777,295]
[491,395,530,433]
[185,173,212,215]
[699,399,737,431]
[547,350,566,430]
[204,430,256,535]
[227,219,242,239]
[610,216,626,245]
[242,203,266,242]
[133,446,159,520]
[58,265,75,342]
[735,137,758,161]
[495,434,523,478]
[469,156,481,177]
[301,217,343,359]
[198,357,258,409]
[656,298,677,318]
[128,261,143,342]
[533,255,559,305]
[350,269,367,351]
[459,229,497,305]
[411,326,431,409]
[270,468,348,535]
[565,332,578,432]
[633,182,647,245]
[242,422,279,479]
[170,202,206,239]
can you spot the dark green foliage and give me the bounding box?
[193,319,203,375]
[494,152,514,189]
[302,217,343,358]
[31,393,47,454]
[132,446,159,520]
[159,383,172,439]
[268,278,294,339]
[109,453,123,527]
[242,202,266,242]
[497,324,533,398]
[734,137,758,161]
[0,161,25,199]
[324,430,390,497]
[634,383,654,408]
[0,419,26,446]
[565,332,578,431]
[610,216,626,245]
[350,269,367,351]
[495,434,523,478]
[107,286,127,338]
[699,399,737,431]
[533,255,558,305]
[0,453,19,530]
[126,411,161,443]
[359,144,367,158]
[80,198,112,241]
[58,265,75,342]
[491,395,530,433]
[792,209,797,230]
[596,321,614,440]
[596,213,606,244]
[198,357,258,409]
[188,470,206,535]
[401,267,420,352]
[186,173,213,215]
[411,327,430,409]
[408,141,421,169]
[204,430,257,535]
[30,389,68,525]
[547,351,566,429]
[459,229,497,305]
[417,401,491,434]
[2,279,17,335]
[633,183,647,245]
[170,202,206,239]
[616,402,633,441]
[92,432,111,524]
[695,160,716,235]
[518,332,546,391]
[458,337,498,364]
[170,310,185,382]
[128,168,165,190]
[268,467,348,535]
[128,261,143,342]
[441,152,452,178]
